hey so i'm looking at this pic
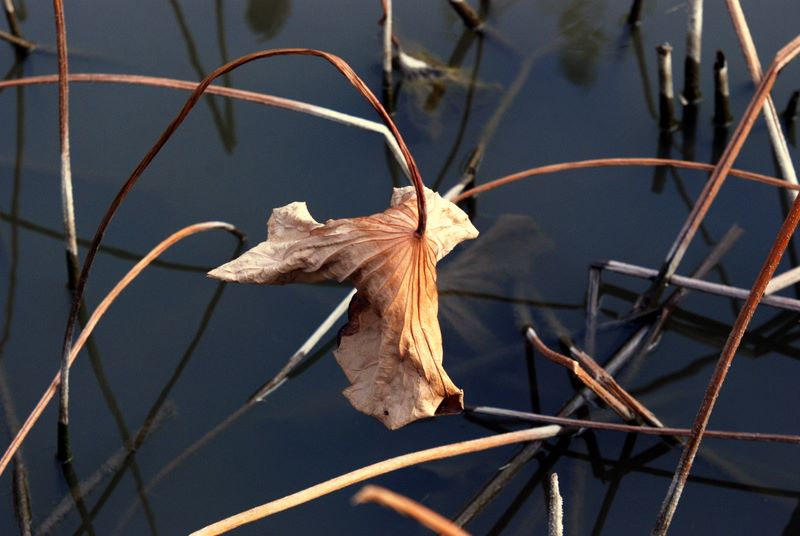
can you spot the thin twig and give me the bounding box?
[548,473,563,536]
[467,406,800,444]
[189,426,563,536]
[725,0,798,194]
[0,73,411,179]
[353,485,469,536]
[598,259,800,312]
[447,0,483,31]
[526,328,636,421]
[53,0,80,463]
[0,28,34,51]
[453,157,800,203]
[655,35,800,290]
[0,222,242,478]
[654,37,800,528]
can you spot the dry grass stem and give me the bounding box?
[658,34,800,286]
[448,0,483,31]
[599,260,800,312]
[0,29,34,50]
[654,36,800,533]
[57,49,428,442]
[0,73,411,178]
[53,0,79,463]
[548,473,563,536]
[468,406,800,444]
[725,0,798,193]
[0,222,241,478]
[452,157,798,203]
[526,328,636,421]
[353,485,469,536]
[189,425,563,535]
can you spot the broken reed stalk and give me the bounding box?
[452,157,800,203]
[548,474,563,536]
[467,407,800,444]
[189,426,563,536]
[0,73,411,179]
[448,0,483,32]
[713,50,732,126]
[53,0,80,463]
[0,222,242,478]
[353,485,469,536]
[453,327,650,527]
[656,34,800,286]
[56,49,429,440]
[526,328,636,421]
[2,0,32,53]
[725,0,798,194]
[597,260,800,312]
[653,171,800,534]
[656,44,677,131]
[682,0,703,104]
[0,29,34,51]
[653,36,800,535]
[381,0,393,104]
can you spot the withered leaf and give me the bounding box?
[209,187,478,429]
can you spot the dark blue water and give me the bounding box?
[1,1,799,534]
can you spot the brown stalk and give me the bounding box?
[57,48,428,445]
[566,344,665,428]
[53,0,80,464]
[526,328,636,421]
[467,406,800,444]
[189,425,563,536]
[0,29,34,51]
[0,222,242,478]
[353,485,470,536]
[653,36,800,535]
[653,178,800,532]
[452,157,799,203]
[0,73,410,176]
[657,34,800,286]
[725,0,798,192]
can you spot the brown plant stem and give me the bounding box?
[452,157,799,203]
[467,406,800,444]
[0,73,410,178]
[55,49,428,452]
[526,328,636,421]
[189,425,563,536]
[353,485,470,536]
[652,170,800,534]
[656,34,800,291]
[448,0,483,31]
[53,0,80,464]
[0,222,242,478]
[725,0,798,193]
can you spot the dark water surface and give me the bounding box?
[1,1,800,534]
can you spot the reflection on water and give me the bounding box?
[557,0,607,87]
[246,0,291,42]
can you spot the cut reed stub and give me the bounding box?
[713,50,733,127]
[682,0,703,104]
[656,43,678,131]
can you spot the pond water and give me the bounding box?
[1,1,799,534]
